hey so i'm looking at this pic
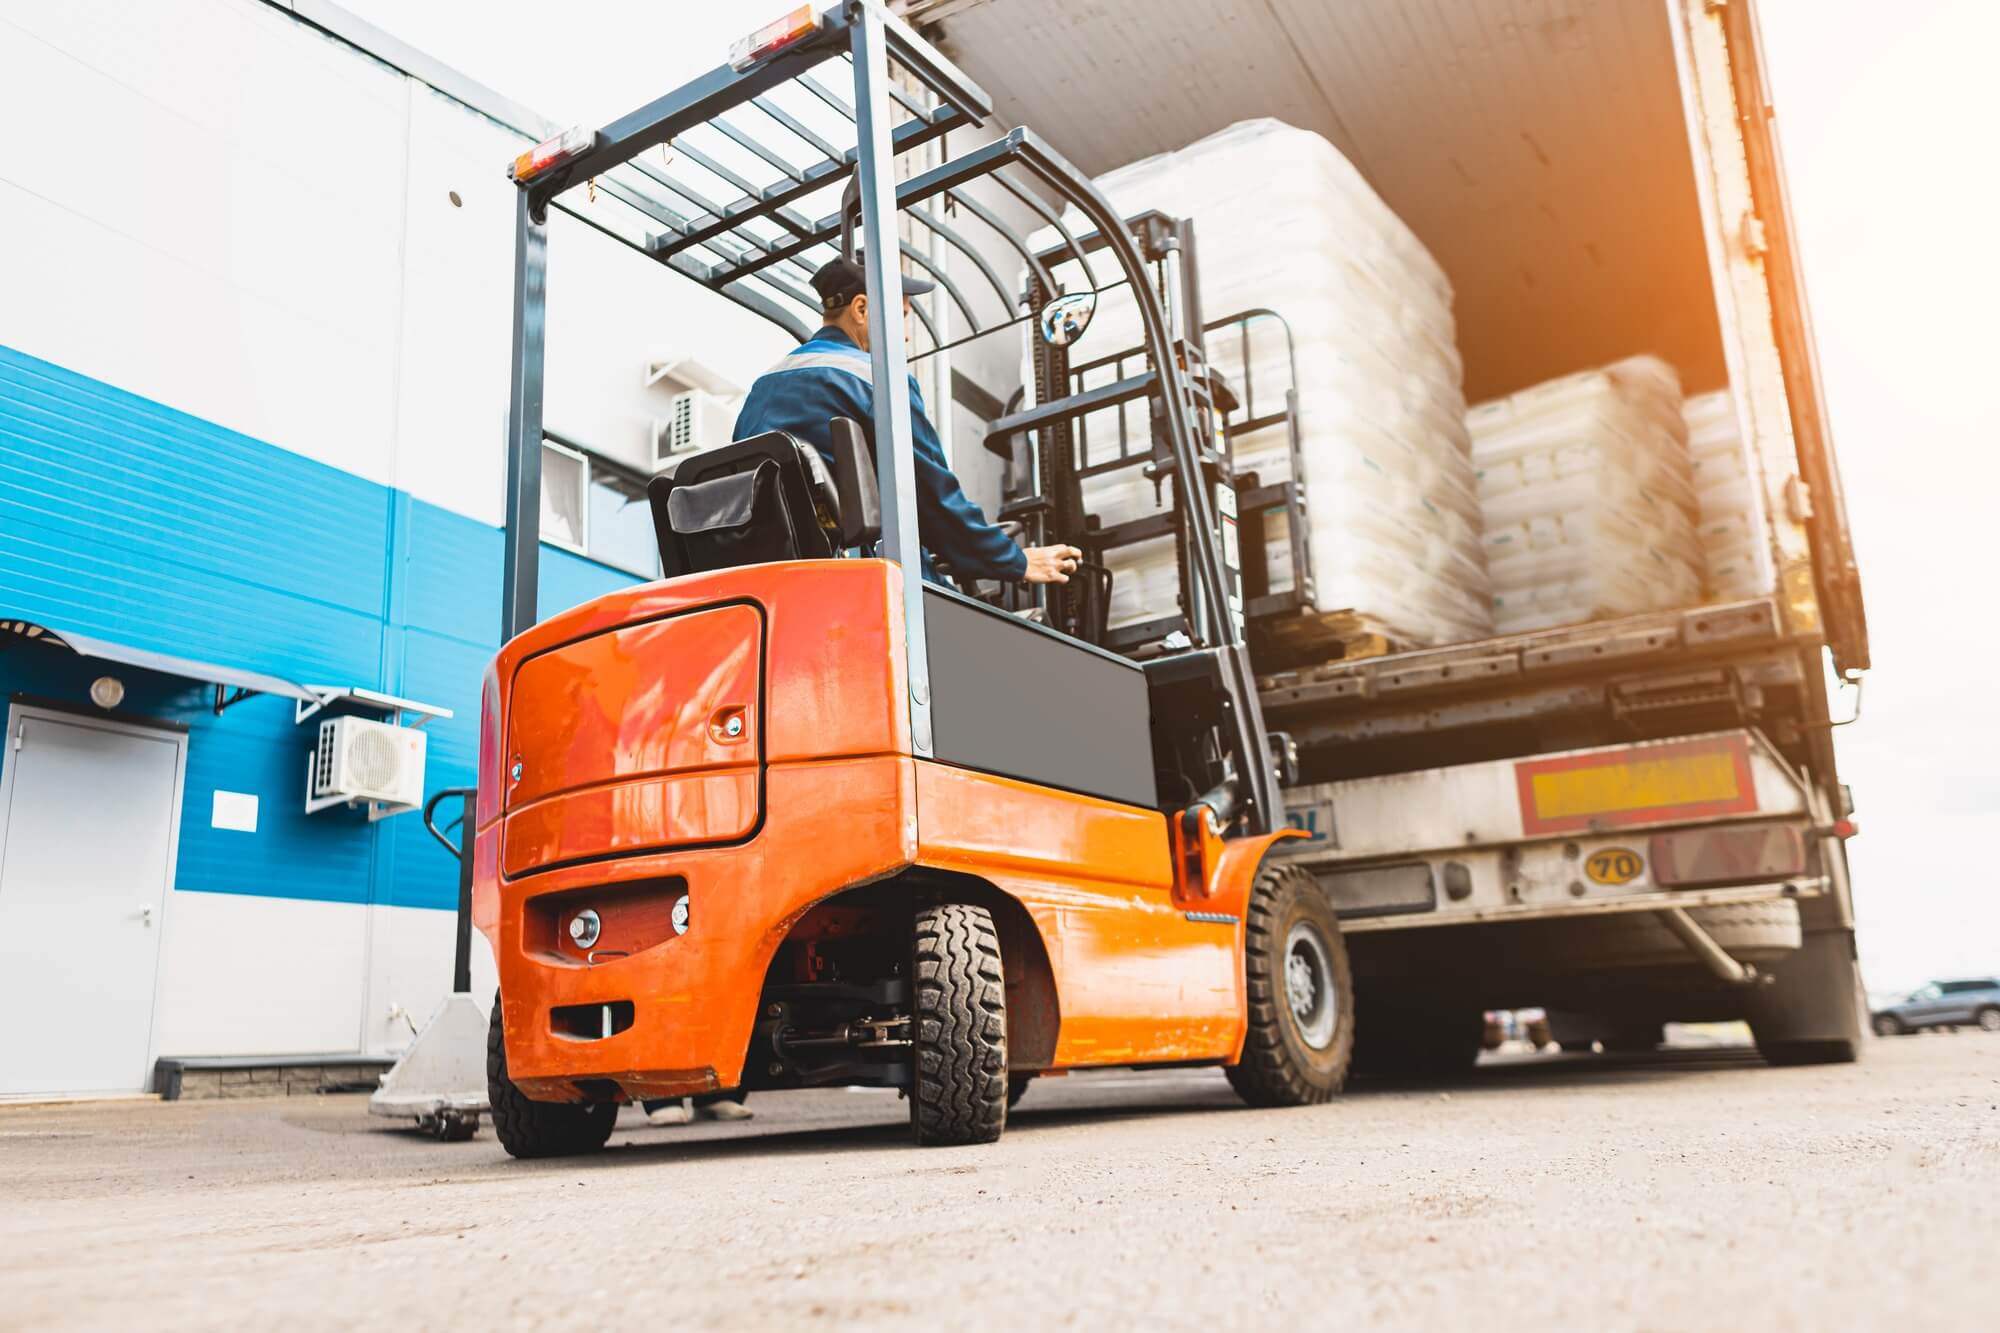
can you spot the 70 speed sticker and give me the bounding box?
[1584,847,1644,885]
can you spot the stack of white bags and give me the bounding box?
[1681,390,1769,600]
[1469,356,1705,634]
[1032,119,1492,647]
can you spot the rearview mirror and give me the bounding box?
[1039,290,1097,347]
[829,416,880,547]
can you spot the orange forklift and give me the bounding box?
[478,1,1351,1155]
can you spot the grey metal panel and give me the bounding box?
[1316,862,1437,919]
[918,0,1727,401]
[8,623,315,702]
[924,588,1156,808]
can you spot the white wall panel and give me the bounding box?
[0,0,409,484]
[152,890,368,1056]
[390,84,527,525]
[2,0,797,529]
[360,903,496,1057]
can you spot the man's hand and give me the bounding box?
[1022,544,1085,584]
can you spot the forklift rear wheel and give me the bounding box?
[1226,862,1354,1107]
[910,904,1008,1146]
[1007,1072,1033,1109]
[487,992,619,1159]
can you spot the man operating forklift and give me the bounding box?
[641,255,1080,1131]
[733,255,1082,590]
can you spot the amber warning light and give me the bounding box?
[508,124,599,183]
[730,4,822,71]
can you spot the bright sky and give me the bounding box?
[340,0,2000,995]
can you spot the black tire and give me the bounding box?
[429,1112,478,1143]
[487,992,618,1159]
[1747,928,1862,1067]
[1872,1013,1906,1038]
[1006,1072,1033,1109]
[910,904,1008,1146]
[1759,1038,1860,1066]
[1226,862,1354,1107]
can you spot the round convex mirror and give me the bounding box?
[1038,289,1097,347]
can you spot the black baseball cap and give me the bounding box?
[810,255,935,312]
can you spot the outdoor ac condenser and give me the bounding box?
[310,716,427,809]
[654,389,736,466]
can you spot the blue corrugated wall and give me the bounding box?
[0,343,638,911]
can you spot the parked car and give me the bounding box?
[1871,979,2000,1036]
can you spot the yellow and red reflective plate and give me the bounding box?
[1515,734,1757,836]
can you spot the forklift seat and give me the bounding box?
[649,431,843,578]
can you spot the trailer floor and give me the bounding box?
[3,1035,1993,1329]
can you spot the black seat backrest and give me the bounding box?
[649,431,841,578]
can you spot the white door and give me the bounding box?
[0,708,186,1096]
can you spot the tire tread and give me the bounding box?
[1225,862,1353,1108]
[911,904,1008,1146]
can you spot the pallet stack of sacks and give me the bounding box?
[1032,118,1492,648]
[1681,390,1770,601]
[1468,355,1705,634]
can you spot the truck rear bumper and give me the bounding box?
[1275,729,1840,937]
[1334,877,1822,933]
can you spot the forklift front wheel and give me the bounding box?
[1226,862,1354,1107]
[910,904,1009,1146]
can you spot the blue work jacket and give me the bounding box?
[732,327,1028,585]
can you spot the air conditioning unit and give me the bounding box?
[310,716,426,811]
[653,389,736,468]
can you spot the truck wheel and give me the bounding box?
[1226,862,1354,1107]
[1872,1013,1906,1038]
[487,992,618,1159]
[910,904,1008,1146]
[1747,928,1863,1066]
[1977,1008,2000,1034]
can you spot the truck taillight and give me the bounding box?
[1648,825,1805,889]
[508,124,598,183]
[728,4,821,71]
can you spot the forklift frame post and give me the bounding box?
[501,190,548,641]
[849,3,932,752]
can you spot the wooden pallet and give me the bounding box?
[1254,607,1403,670]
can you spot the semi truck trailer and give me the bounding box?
[937,0,1868,1066]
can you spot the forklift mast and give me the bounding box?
[498,0,1281,833]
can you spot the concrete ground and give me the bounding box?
[3,1034,1994,1331]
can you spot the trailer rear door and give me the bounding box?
[1671,0,1868,674]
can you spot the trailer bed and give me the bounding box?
[1258,597,1810,755]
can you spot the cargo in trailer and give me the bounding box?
[927,0,1863,673]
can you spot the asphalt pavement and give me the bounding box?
[2,1034,1994,1330]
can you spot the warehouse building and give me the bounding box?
[0,1,834,1096]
